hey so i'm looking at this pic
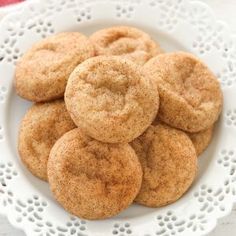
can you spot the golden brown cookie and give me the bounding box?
[90,26,162,65]
[130,123,197,207]
[188,126,214,156]
[65,56,159,143]
[15,32,94,102]
[144,52,223,132]
[18,100,76,181]
[48,128,143,220]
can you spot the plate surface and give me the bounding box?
[0,0,236,235]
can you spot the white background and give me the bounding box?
[0,0,236,235]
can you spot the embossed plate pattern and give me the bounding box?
[0,0,236,235]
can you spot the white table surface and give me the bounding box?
[0,0,236,235]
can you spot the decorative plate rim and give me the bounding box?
[0,0,236,235]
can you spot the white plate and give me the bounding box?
[0,0,236,235]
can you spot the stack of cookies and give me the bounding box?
[15,26,223,220]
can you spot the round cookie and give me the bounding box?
[144,52,223,132]
[90,26,162,65]
[188,126,214,156]
[130,123,197,207]
[18,100,76,181]
[15,32,94,102]
[48,128,143,220]
[65,56,159,143]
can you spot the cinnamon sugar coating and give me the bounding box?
[18,100,76,181]
[15,32,94,102]
[144,52,223,132]
[90,26,162,65]
[188,126,214,156]
[48,128,143,219]
[65,56,159,143]
[131,123,197,207]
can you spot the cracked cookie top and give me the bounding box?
[131,123,197,207]
[18,99,76,181]
[90,26,162,65]
[65,56,159,143]
[15,32,94,102]
[48,128,142,219]
[144,52,223,132]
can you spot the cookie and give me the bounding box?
[18,100,76,181]
[90,26,162,65]
[65,56,159,143]
[188,126,214,156]
[144,52,223,132]
[15,32,94,102]
[48,128,142,219]
[131,123,197,207]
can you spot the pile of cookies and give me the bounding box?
[15,26,223,220]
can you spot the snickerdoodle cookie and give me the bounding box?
[65,56,159,143]
[18,100,76,181]
[90,26,162,65]
[48,128,142,219]
[15,32,94,102]
[131,123,197,207]
[144,52,223,132]
[188,126,214,156]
